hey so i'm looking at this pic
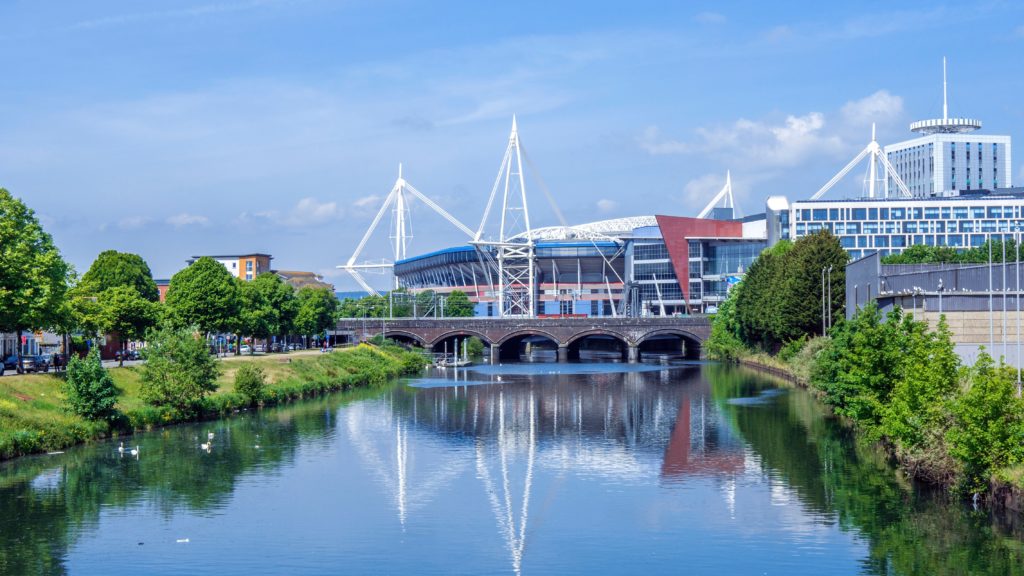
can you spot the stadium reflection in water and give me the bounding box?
[2,362,1022,575]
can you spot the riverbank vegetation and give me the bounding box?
[708,230,1024,497]
[0,344,426,461]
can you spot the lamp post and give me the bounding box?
[821,266,827,335]
[938,277,943,316]
[827,265,833,330]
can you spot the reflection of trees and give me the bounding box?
[712,366,1024,576]
[0,395,341,574]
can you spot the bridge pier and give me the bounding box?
[557,345,568,363]
[489,345,498,365]
[627,344,638,363]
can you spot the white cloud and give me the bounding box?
[117,216,152,230]
[640,112,843,168]
[682,173,727,210]
[352,195,382,209]
[166,213,210,227]
[694,11,726,24]
[596,199,618,213]
[285,197,338,226]
[840,90,903,126]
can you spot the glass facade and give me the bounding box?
[790,196,1024,260]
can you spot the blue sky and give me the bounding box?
[2,1,1023,288]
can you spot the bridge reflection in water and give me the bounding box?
[346,364,748,575]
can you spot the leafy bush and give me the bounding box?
[139,326,221,415]
[947,352,1024,493]
[777,336,807,363]
[62,349,121,421]
[234,364,266,404]
[466,337,485,358]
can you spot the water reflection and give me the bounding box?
[0,364,1022,575]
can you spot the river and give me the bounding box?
[1,362,1021,575]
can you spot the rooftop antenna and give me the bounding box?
[339,165,475,295]
[910,57,981,135]
[811,123,911,200]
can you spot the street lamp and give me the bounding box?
[821,266,827,335]
[827,265,833,330]
[938,277,944,316]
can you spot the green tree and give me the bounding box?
[79,250,160,302]
[165,257,240,336]
[233,363,266,404]
[0,189,72,372]
[62,349,120,421]
[237,276,276,354]
[778,230,848,340]
[294,287,340,340]
[139,326,221,415]
[100,285,160,366]
[735,240,790,348]
[947,352,1024,493]
[444,290,474,317]
[415,289,437,317]
[706,283,746,361]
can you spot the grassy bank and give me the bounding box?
[0,344,427,461]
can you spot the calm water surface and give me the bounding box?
[2,362,1022,575]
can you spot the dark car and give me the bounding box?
[32,354,51,372]
[2,355,20,371]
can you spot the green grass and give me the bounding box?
[0,344,426,460]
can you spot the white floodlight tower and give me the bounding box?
[340,165,475,295]
[810,123,912,201]
[474,116,536,318]
[696,171,735,219]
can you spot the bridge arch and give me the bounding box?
[382,329,428,348]
[429,329,494,354]
[635,328,703,360]
[496,329,561,362]
[565,329,630,362]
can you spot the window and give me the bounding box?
[891,207,905,219]
[812,209,827,221]
[953,207,968,219]
[852,208,867,220]
[891,235,906,247]
[829,208,840,220]
[874,236,889,247]
[924,207,939,219]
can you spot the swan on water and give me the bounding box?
[129,446,139,456]
[118,442,124,454]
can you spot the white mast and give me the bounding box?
[340,165,474,295]
[473,116,537,317]
[811,125,911,200]
[696,171,735,219]
[942,56,948,122]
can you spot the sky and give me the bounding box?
[2,0,1024,290]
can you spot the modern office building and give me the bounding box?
[780,188,1024,260]
[884,58,1012,198]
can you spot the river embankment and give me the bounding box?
[0,344,426,461]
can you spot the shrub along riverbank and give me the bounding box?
[712,300,1024,502]
[0,344,427,461]
[706,229,1024,503]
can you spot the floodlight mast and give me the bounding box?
[473,116,537,318]
[339,165,474,295]
[696,171,735,219]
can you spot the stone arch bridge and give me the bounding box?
[334,316,711,362]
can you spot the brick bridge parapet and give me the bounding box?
[334,316,712,361]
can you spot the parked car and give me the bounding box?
[271,343,283,353]
[32,354,51,372]
[240,345,252,355]
[2,354,36,372]
[254,344,266,353]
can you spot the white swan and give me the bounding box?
[118,442,124,454]
[129,446,139,456]
[207,432,215,441]
[200,442,210,451]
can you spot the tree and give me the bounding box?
[139,326,221,415]
[165,257,240,335]
[294,287,340,340]
[100,285,160,366]
[62,349,120,422]
[778,230,848,340]
[80,250,160,302]
[444,290,475,317]
[0,189,72,372]
[237,273,294,353]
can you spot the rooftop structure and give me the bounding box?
[909,58,982,135]
[188,253,273,281]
